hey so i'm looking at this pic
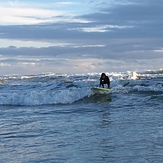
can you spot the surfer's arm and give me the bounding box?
[99,78,104,87]
[99,78,102,87]
[106,76,110,88]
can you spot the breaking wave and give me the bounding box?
[0,70,163,105]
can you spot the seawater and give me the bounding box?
[0,70,163,163]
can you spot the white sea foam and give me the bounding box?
[0,70,162,105]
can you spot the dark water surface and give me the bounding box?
[0,71,163,162]
[0,92,163,163]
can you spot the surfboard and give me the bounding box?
[91,87,111,93]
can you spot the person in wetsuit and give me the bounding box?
[99,73,110,88]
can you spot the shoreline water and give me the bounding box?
[0,70,163,162]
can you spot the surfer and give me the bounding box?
[99,73,110,88]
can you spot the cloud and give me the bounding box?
[0,1,91,25]
[76,0,163,39]
[0,4,62,25]
[70,24,131,33]
[0,0,163,75]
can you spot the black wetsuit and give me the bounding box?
[99,76,110,88]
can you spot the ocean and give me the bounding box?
[0,70,163,163]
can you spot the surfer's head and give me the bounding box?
[101,73,106,78]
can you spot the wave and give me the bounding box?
[0,71,163,105]
[0,88,90,106]
[142,69,163,75]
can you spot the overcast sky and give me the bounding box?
[0,0,163,75]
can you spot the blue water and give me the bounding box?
[0,71,163,162]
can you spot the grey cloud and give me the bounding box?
[0,0,163,66]
[1,37,163,62]
[1,0,163,41]
[80,0,163,38]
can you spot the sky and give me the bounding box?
[0,0,163,75]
